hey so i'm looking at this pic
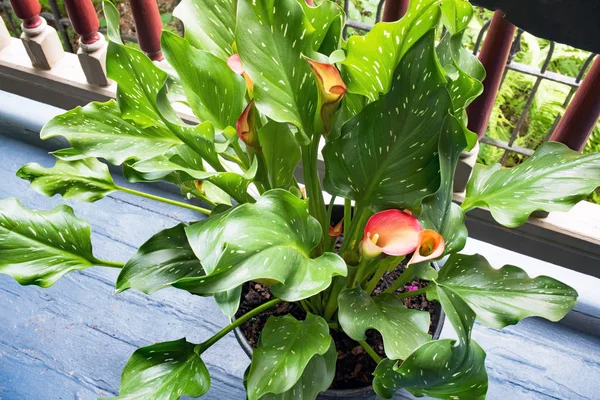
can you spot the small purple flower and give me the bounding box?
[407,285,419,292]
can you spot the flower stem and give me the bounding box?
[343,198,352,238]
[116,186,212,215]
[195,298,282,355]
[358,340,382,363]
[93,258,125,268]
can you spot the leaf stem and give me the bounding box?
[116,185,212,215]
[93,258,125,268]
[301,139,328,254]
[364,260,389,294]
[358,340,382,363]
[343,198,352,238]
[395,287,431,300]
[195,298,282,355]
[383,265,415,294]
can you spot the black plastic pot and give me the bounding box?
[234,205,445,399]
[234,297,444,399]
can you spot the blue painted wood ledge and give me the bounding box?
[0,91,599,399]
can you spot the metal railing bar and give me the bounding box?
[473,19,491,54]
[504,61,581,88]
[545,52,598,141]
[500,41,555,164]
[47,0,73,53]
[480,136,535,157]
[375,0,386,23]
[345,18,373,32]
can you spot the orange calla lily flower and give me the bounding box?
[236,100,260,148]
[329,219,343,237]
[304,57,346,135]
[409,229,445,265]
[360,210,422,259]
[227,54,254,93]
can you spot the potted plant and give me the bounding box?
[1,0,599,398]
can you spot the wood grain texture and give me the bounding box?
[1,133,599,399]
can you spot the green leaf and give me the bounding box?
[236,0,317,138]
[161,31,246,130]
[173,0,236,60]
[435,253,578,329]
[338,287,430,360]
[106,37,168,128]
[462,142,600,227]
[324,31,451,210]
[176,189,347,301]
[116,224,204,295]
[213,286,242,318]
[373,285,488,399]
[247,313,333,400]
[114,338,210,400]
[300,0,345,55]
[102,0,123,44]
[41,100,181,165]
[17,158,118,203]
[0,199,97,287]
[341,0,442,100]
[419,116,469,254]
[261,341,336,400]
[131,144,256,204]
[258,120,301,189]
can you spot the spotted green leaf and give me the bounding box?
[338,287,430,360]
[116,224,204,295]
[173,0,236,60]
[161,31,246,130]
[17,158,118,203]
[462,142,600,227]
[236,0,318,138]
[114,338,210,400]
[341,0,442,100]
[131,144,256,204]
[373,285,488,399]
[247,313,333,400]
[260,341,336,400]
[0,199,99,287]
[324,31,451,210]
[300,0,345,55]
[41,100,181,165]
[419,116,469,254]
[435,253,578,329]
[176,190,347,301]
[258,120,301,189]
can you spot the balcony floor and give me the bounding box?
[0,92,599,400]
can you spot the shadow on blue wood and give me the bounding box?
[1,97,599,399]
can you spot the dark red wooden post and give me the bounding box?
[382,0,410,22]
[466,11,517,138]
[64,0,101,45]
[129,0,163,61]
[8,0,43,29]
[548,56,600,151]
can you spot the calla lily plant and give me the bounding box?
[2,0,599,399]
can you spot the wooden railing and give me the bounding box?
[0,0,599,274]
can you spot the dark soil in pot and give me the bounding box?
[234,257,444,394]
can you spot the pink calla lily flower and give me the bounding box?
[361,210,422,259]
[408,229,445,265]
[227,54,254,93]
[329,219,343,237]
[304,57,346,135]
